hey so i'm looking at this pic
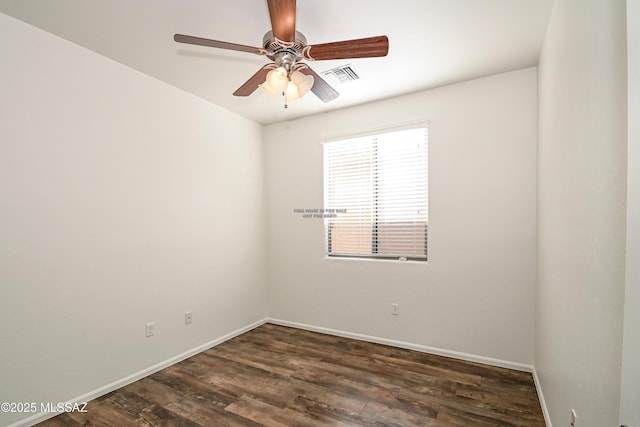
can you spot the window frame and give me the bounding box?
[323,121,429,262]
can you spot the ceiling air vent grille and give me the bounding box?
[321,65,360,85]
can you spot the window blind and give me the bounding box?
[323,125,428,260]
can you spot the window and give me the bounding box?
[323,124,428,261]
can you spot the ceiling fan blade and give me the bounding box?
[233,65,273,97]
[174,34,264,55]
[298,67,339,103]
[303,35,389,61]
[266,0,296,42]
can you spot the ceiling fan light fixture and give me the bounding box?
[266,67,289,92]
[284,81,302,102]
[291,70,314,96]
[259,81,277,98]
[261,68,314,105]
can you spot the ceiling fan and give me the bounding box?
[174,0,389,107]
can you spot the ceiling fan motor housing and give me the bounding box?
[263,30,308,70]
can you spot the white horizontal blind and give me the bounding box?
[324,125,428,260]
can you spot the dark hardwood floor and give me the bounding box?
[36,323,545,426]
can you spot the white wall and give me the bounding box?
[536,0,628,425]
[620,0,640,425]
[0,14,268,426]
[265,68,537,366]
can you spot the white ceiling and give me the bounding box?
[0,0,554,125]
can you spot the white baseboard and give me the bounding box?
[10,318,268,427]
[268,318,534,373]
[532,367,552,427]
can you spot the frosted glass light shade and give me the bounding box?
[266,67,288,92]
[284,81,301,102]
[290,71,314,96]
[259,82,277,98]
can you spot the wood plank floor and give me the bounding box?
[36,323,545,426]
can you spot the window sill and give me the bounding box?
[324,255,428,264]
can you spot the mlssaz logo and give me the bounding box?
[41,402,88,413]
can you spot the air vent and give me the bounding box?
[321,65,360,85]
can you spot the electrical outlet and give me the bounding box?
[145,322,155,337]
[185,311,193,325]
[570,408,577,427]
[392,303,400,316]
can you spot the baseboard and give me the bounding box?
[532,367,552,427]
[268,318,534,373]
[9,318,268,427]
